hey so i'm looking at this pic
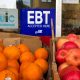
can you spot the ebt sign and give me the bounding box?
[28,11,50,24]
[0,9,18,29]
[20,9,55,36]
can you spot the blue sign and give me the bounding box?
[20,8,55,36]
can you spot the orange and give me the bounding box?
[22,63,43,80]
[20,61,32,79]
[34,48,48,60]
[8,60,19,71]
[0,70,17,80]
[0,53,7,71]
[20,51,35,63]
[7,67,19,80]
[3,46,20,60]
[20,61,32,73]
[35,59,48,73]
[17,44,30,54]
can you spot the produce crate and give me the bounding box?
[0,32,53,80]
[50,39,60,80]
[51,35,80,80]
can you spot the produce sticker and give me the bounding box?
[20,8,55,36]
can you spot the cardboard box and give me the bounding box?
[0,32,42,52]
[0,32,53,80]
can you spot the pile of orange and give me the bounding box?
[0,43,49,80]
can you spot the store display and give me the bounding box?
[0,32,52,80]
[1,0,80,80]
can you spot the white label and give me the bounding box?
[0,9,18,29]
[5,77,11,80]
[63,0,79,4]
[0,0,16,9]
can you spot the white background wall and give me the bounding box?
[0,0,16,9]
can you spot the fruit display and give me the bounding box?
[0,42,49,80]
[55,33,80,80]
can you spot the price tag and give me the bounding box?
[63,0,79,4]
